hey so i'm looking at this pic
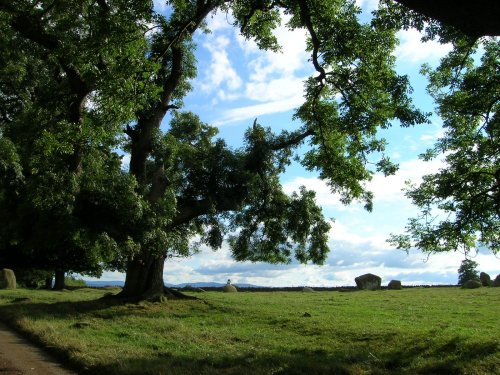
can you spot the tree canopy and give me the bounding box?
[386,9,499,256]
[1,0,497,297]
[391,0,500,37]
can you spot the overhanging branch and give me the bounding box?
[393,0,500,37]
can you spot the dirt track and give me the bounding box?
[0,321,76,375]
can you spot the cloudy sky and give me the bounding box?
[96,1,499,287]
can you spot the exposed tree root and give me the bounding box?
[102,286,200,303]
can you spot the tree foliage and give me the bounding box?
[388,21,499,255]
[457,258,480,285]
[1,0,472,297]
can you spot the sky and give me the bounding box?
[92,0,500,287]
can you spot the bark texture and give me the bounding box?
[121,256,166,298]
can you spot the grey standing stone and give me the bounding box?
[0,269,16,289]
[388,280,402,290]
[493,274,500,287]
[479,272,491,287]
[355,273,381,290]
[462,279,482,289]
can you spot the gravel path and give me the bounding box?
[0,321,76,375]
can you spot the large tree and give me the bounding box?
[0,0,153,288]
[385,6,499,256]
[1,0,441,299]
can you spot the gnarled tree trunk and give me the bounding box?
[121,255,166,299]
[53,269,65,290]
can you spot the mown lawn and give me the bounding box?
[0,287,498,374]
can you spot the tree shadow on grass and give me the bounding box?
[381,336,499,375]
[0,297,498,375]
[84,337,500,375]
[0,294,204,373]
[1,294,130,320]
[0,290,209,322]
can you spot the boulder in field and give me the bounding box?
[355,273,381,290]
[222,280,237,293]
[0,269,16,289]
[479,272,491,287]
[494,274,500,287]
[462,279,482,289]
[388,280,402,290]
[222,284,237,292]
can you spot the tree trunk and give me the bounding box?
[53,270,65,290]
[44,276,53,290]
[120,255,166,300]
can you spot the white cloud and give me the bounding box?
[367,157,444,204]
[395,29,452,63]
[215,95,304,125]
[193,12,313,124]
[282,156,445,213]
[355,0,379,12]
[200,35,242,101]
[244,76,306,103]
[207,13,312,124]
[206,9,233,32]
[419,125,445,143]
[237,21,310,82]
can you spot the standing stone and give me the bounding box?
[222,279,237,293]
[494,274,500,287]
[355,273,381,290]
[462,279,482,289]
[479,272,491,287]
[0,269,16,289]
[388,280,402,290]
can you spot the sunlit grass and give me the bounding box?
[0,287,498,374]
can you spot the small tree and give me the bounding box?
[457,258,479,285]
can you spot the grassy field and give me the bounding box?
[0,287,498,374]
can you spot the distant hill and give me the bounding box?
[85,280,124,287]
[85,280,264,288]
[173,282,264,288]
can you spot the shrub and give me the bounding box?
[65,276,87,287]
[14,269,52,289]
[458,259,479,286]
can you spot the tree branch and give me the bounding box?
[296,0,326,82]
[271,128,315,150]
[170,195,244,228]
[393,0,500,37]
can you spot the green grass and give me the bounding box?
[0,287,498,374]
[64,276,87,287]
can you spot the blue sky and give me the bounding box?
[93,0,500,286]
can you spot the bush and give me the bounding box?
[65,276,87,287]
[458,259,479,286]
[14,269,52,289]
